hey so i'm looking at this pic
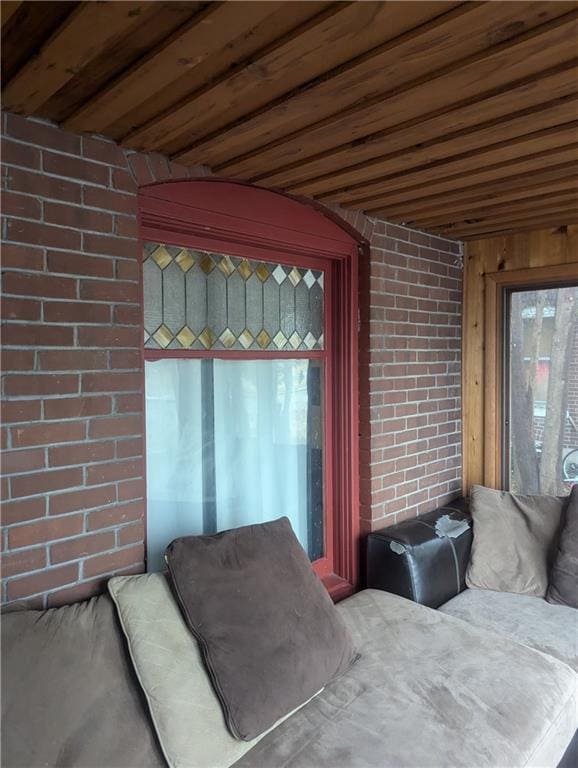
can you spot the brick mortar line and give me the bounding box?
[1,204,135,232]
[370,461,463,484]
[2,345,140,352]
[2,175,138,209]
[1,250,140,266]
[2,455,144,476]
[2,380,140,389]
[3,562,143,605]
[371,246,462,262]
[366,282,462,293]
[1,496,143,525]
[1,256,141,271]
[3,187,138,218]
[367,432,463,442]
[4,458,143,475]
[2,388,142,394]
[3,234,140,253]
[3,519,142,556]
[1,435,143,447]
[5,164,111,190]
[2,479,143,504]
[1,417,142,428]
[382,222,462,248]
[369,246,463,264]
[6,517,144,542]
[3,134,132,170]
[2,505,144,536]
[2,553,139,586]
[4,544,143,583]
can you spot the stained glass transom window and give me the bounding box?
[143,242,325,351]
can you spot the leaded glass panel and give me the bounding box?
[143,243,325,351]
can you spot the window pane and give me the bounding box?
[145,358,324,571]
[142,243,324,351]
[508,286,578,495]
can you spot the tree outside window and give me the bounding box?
[509,285,578,496]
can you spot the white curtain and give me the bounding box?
[145,358,311,571]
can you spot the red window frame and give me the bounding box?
[139,179,364,599]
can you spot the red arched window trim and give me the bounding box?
[139,178,366,600]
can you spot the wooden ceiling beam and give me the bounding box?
[384,178,578,224]
[248,59,578,195]
[366,180,578,224]
[1,2,80,89]
[63,1,296,135]
[317,122,578,207]
[37,2,203,126]
[123,1,462,153]
[205,9,578,181]
[412,191,578,229]
[2,2,577,236]
[127,0,464,154]
[173,1,572,167]
[92,2,330,142]
[436,210,578,240]
[459,222,578,241]
[414,197,578,234]
[363,165,578,219]
[2,1,151,114]
[1,2,22,29]
[439,212,578,240]
[338,137,576,208]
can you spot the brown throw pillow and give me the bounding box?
[466,485,565,597]
[547,485,578,607]
[1,595,165,768]
[165,517,357,741]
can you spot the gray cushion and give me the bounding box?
[466,484,564,596]
[232,590,577,768]
[440,587,578,672]
[547,485,578,608]
[1,595,165,768]
[165,516,357,741]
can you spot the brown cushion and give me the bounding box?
[466,485,565,597]
[547,485,578,607]
[1,595,165,768]
[165,516,357,741]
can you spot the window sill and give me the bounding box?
[322,573,355,603]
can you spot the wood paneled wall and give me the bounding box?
[462,225,578,494]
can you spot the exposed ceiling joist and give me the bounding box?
[413,190,578,229]
[63,1,322,135]
[1,1,23,28]
[441,211,578,240]
[369,171,578,219]
[316,123,578,206]
[2,0,577,240]
[207,8,578,177]
[2,2,150,113]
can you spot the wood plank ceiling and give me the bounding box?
[2,0,577,240]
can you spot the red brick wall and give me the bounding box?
[1,113,462,608]
[1,112,209,608]
[333,206,463,536]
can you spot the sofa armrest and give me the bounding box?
[366,498,472,608]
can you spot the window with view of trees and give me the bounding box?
[507,285,578,496]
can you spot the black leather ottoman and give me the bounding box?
[366,498,472,608]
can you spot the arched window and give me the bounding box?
[139,179,364,598]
